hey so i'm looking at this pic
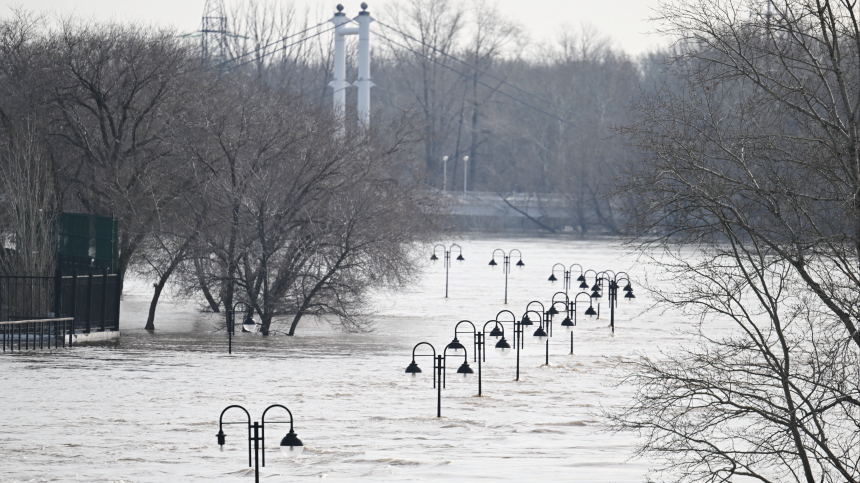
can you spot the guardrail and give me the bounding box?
[1,317,75,352]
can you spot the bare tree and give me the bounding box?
[612,1,860,481]
[177,73,437,336]
[44,22,199,283]
[377,0,468,182]
[0,122,57,277]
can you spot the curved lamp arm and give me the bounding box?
[525,300,545,314]
[217,404,253,467]
[450,243,463,257]
[454,319,478,361]
[410,342,438,387]
[260,404,296,467]
[494,309,517,324]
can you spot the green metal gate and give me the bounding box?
[56,213,118,272]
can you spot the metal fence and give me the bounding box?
[1,318,74,352]
[0,270,121,333]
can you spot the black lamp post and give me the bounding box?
[548,292,571,359]
[605,272,635,334]
[404,341,474,417]
[431,243,464,298]
[488,249,524,303]
[548,263,584,297]
[527,300,556,366]
[523,305,546,368]
[216,404,303,483]
[564,291,596,354]
[492,310,524,381]
[583,269,603,317]
[227,302,257,354]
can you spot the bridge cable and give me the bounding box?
[374,27,577,128]
[220,23,335,72]
[376,20,578,121]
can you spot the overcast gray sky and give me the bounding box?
[6,0,668,56]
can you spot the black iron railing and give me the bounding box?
[0,270,120,333]
[1,317,75,352]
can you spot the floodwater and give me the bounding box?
[0,236,702,482]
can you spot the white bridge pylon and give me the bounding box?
[330,3,374,126]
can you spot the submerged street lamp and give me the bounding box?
[564,291,596,354]
[446,319,514,397]
[404,340,474,417]
[548,263,584,297]
[488,249,524,304]
[227,302,257,354]
[216,404,303,483]
[605,272,635,334]
[492,310,525,381]
[431,243,464,298]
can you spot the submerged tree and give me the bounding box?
[613,1,860,481]
[178,75,436,335]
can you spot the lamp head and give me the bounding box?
[279,429,304,458]
[625,291,636,301]
[520,314,533,326]
[242,316,257,332]
[548,273,557,283]
[585,306,597,319]
[591,283,601,292]
[533,326,548,342]
[576,274,586,282]
[623,283,633,292]
[456,253,465,262]
[488,325,503,341]
[591,290,602,299]
[516,259,525,269]
[548,305,559,316]
[405,361,423,382]
[430,253,438,261]
[579,281,589,289]
[456,362,475,382]
[560,317,573,332]
[489,258,497,268]
[447,338,466,357]
[217,429,226,447]
[495,337,511,356]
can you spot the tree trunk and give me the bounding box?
[194,258,220,313]
[144,246,187,330]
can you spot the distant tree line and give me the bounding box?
[212,0,661,234]
[0,0,678,332]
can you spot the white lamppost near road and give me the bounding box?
[442,155,448,192]
[463,155,469,194]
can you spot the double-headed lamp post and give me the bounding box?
[561,291,597,354]
[216,404,303,483]
[605,272,635,334]
[431,244,464,298]
[404,341,474,417]
[490,310,524,381]
[489,249,524,304]
[227,302,258,354]
[446,319,513,397]
[548,263,584,297]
